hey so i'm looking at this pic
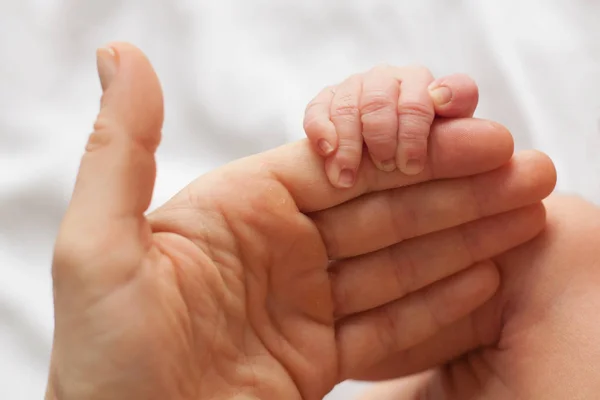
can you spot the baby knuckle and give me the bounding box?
[361,92,395,116]
[332,104,360,122]
[363,128,396,145]
[398,101,433,117]
[398,128,429,141]
[398,102,435,133]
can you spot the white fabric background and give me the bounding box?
[1,1,599,398]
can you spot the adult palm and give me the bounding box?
[358,196,600,400]
[47,44,555,400]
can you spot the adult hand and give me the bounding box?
[47,43,555,400]
[358,195,600,400]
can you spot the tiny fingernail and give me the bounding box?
[96,47,118,92]
[318,139,334,155]
[338,169,355,188]
[401,159,424,175]
[429,86,452,106]
[375,158,396,172]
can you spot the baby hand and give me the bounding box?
[304,66,478,188]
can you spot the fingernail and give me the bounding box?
[375,158,396,172]
[429,85,452,106]
[318,139,334,156]
[338,169,355,188]
[401,159,424,175]
[96,47,118,92]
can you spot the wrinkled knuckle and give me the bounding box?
[398,101,434,119]
[398,129,429,142]
[361,92,395,116]
[337,91,356,104]
[92,113,111,133]
[90,115,159,154]
[398,103,434,138]
[87,117,114,152]
[332,104,360,122]
[363,130,396,149]
[336,139,362,156]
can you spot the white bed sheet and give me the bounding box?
[1,1,599,398]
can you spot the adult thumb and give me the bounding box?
[73,43,163,223]
[53,43,163,298]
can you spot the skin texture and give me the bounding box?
[47,43,556,400]
[303,66,478,186]
[359,196,600,400]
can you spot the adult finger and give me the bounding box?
[330,203,546,317]
[53,43,163,297]
[267,118,514,212]
[313,151,556,258]
[303,85,338,156]
[335,261,499,380]
[354,301,503,381]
